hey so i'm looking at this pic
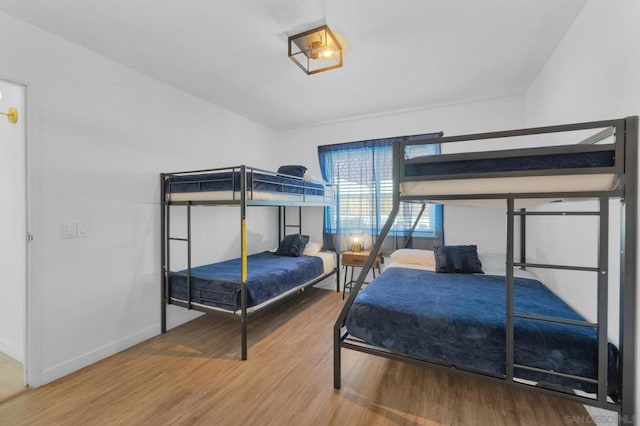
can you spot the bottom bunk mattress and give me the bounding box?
[345,267,618,398]
[169,251,326,312]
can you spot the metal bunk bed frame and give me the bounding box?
[334,116,638,420]
[160,165,339,360]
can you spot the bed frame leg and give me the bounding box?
[160,173,168,334]
[334,328,341,389]
[620,116,638,424]
[161,303,166,334]
[241,318,248,360]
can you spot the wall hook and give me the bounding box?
[0,107,19,124]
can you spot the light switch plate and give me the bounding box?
[77,222,89,238]
[62,222,77,239]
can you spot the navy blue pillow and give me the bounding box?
[275,234,310,257]
[434,245,483,274]
[277,165,307,178]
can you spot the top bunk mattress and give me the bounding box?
[400,173,618,198]
[164,169,331,203]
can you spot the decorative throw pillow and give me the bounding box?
[434,245,483,274]
[277,165,307,178]
[275,234,310,257]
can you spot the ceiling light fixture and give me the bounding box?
[288,25,343,75]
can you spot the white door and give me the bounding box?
[0,78,27,371]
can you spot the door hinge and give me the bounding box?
[27,233,34,242]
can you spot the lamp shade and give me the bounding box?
[288,25,343,75]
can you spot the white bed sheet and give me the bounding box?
[385,262,435,272]
[314,251,336,275]
[401,173,618,204]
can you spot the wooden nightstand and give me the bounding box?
[342,249,383,299]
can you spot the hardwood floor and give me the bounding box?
[0,288,590,425]
[0,352,25,404]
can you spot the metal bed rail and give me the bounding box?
[163,165,334,206]
[398,118,624,183]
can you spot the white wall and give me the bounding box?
[0,11,278,386]
[0,79,26,363]
[524,0,640,418]
[525,1,640,126]
[277,95,526,254]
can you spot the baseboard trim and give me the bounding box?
[583,405,618,425]
[38,325,158,386]
[0,339,23,363]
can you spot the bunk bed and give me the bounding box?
[161,165,338,360]
[334,117,638,420]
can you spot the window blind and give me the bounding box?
[318,133,443,241]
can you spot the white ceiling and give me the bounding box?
[0,0,587,130]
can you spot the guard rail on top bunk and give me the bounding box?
[161,165,339,360]
[334,116,638,420]
[162,165,334,206]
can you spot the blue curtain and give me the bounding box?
[318,132,443,252]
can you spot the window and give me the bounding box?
[318,133,443,248]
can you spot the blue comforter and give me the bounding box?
[170,251,324,310]
[345,267,618,398]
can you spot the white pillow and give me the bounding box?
[302,241,323,256]
[303,171,327,183]
[390,249,435,267]
[478,253,506,271]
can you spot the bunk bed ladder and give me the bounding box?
[166,202,194,311]
[507,197,611,404]
[278,206,303,242]
[161,174,194,333]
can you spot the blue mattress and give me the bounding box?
[345,267,619,398]
[166,171,324,196]
[169,251,325,311]
[405,150,615,177]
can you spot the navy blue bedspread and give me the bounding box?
[166,171,324,196]
[346,267,619,398]
[170,251,324,311]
